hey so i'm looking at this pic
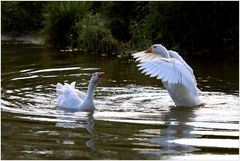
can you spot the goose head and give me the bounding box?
[146,44,170,58]
[90,72,105,84]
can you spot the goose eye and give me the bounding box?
[153,46,156,48]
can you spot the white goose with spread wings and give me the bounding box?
[133,44,204,107]
[56,72,104,112]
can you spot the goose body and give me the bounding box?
[56,72,104,112]
[133,44,204,107]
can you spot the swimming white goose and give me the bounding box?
[56,72,104,112]
[133,44,204,107]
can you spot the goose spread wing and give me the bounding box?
[169,50,197,84]
[133,51,161,62]
[137,58,198,96]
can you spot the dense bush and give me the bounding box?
[43,1,91,49]
[138,1,239,56]
[129,21,152,51]
[1,1,45,35]
[76,13,119,54]
[99,1,149,42]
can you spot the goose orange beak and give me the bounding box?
[97,72,105,78]
[145,47,152,53]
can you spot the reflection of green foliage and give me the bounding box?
[43,1,91,48]
[1,1,45,35]
[76,13,119,54]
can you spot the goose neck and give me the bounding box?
[162,51,170,58]
[86,81,96,98]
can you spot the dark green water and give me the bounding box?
[1,45,239,160]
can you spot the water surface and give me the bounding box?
[1,45,239,160]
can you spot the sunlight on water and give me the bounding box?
[11,75,39,81]
[186,122,238,130]
[167,155,239,161]
[168,138,239,148]
[16,116,76,123]
[190,130,239,137]
[29,67,82,74]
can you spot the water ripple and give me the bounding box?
[1,69,238,158]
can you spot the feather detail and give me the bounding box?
[133,51,162,62]
[138,59,198,96]
[132,51,145,58]
[70,81,76,89]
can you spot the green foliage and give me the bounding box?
[1,1,45,36]
[99,1,149,42]
[141,1,239,55]
[129,21,152,50]
[43,1,91,48]
[76,13,119,55]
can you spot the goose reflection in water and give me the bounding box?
[55,109,95,149]
[149,106,200,154]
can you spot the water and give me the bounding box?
[1,45,239,160]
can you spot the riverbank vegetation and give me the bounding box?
[2,1,239,58]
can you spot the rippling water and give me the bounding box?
[1,45,239,160]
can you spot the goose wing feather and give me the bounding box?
[56,83,64,96]
[75,89,86,100]
[169,50,197,84]
[133,51,161,62]
[58,83,83,108]
[62,82,86,100]
[138,58,198,96]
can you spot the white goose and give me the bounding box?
[133,44,204,107]
[56,72,104,112]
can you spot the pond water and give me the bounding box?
[1,45,239,160]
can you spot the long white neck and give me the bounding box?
[86,81,97,99]
[155,44,170,58]
[162,51,170,58]
[159,47,170,58]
